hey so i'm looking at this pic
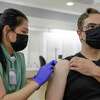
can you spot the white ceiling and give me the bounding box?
[0,0,99,31]
[28,16,76,31]
[0,0,100,15]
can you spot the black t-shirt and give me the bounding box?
[63,52,100,100]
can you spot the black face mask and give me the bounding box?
[85,26,100,49]
[11,34,28,52]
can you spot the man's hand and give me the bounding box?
[69,57,98,76]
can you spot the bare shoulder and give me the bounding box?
[55,60,70,71]
[45,60,70,100]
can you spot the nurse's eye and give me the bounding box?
[20,31,28,35]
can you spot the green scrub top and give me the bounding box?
[0,44,26,93]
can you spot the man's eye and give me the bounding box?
[89,25,95,28]
[84,23,100,31]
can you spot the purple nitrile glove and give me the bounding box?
[32,60,57,86]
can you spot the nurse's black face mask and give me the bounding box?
[83,23,100,49]
[11,32,28,52]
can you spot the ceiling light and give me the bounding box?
[66,2,74,6]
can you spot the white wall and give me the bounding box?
[22,29,81,70]
[43,29,81,60]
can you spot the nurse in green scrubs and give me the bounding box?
[0,8,56,100]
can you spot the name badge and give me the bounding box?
[9,69,17,85]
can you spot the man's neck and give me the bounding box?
[81,44,100,61]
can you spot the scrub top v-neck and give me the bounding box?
[0,44,26,93]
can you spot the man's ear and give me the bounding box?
[77,30,83,40]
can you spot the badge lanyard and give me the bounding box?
[9,56,17,85]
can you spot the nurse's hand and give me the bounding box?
[32,60,57,86]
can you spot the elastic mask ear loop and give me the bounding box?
[4,28,12,43]
[81,38,85,42]
[4,26,10,41]
[80,29,86,43]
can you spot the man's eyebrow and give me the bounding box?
[85,23,99,26]
[87,23,97,25]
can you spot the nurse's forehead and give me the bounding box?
[15,25,29,33]
[18,21,29,32]
[84,14,100,24]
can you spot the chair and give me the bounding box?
[39,56,46,67]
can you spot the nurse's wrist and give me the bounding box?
[30,80,40,90]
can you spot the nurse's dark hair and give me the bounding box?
[0,8,28,72]
[77,8,100,31]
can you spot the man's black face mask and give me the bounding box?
[85,26,100,49]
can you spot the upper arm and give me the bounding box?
[0,76,6,99]
[0,63,6,99]
[18,52,26,86]
[45,60,70,100]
